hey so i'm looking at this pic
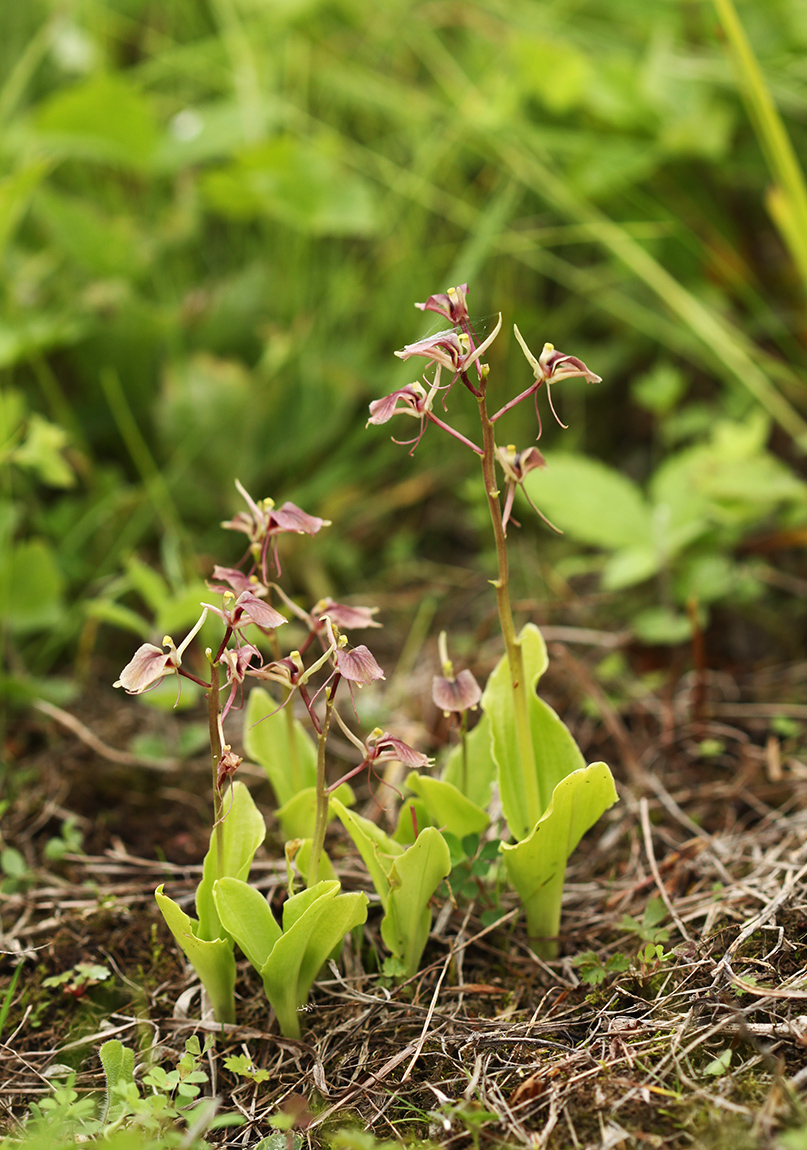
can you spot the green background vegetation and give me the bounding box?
[4,0,807,692]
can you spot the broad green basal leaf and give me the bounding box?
[381,827,451,979]
[482,624,584,840]
[195,780,266,943]
[216,877,367,1038]
[155,886,236,1024]
[212,877,281,973]
[404,772,489,839]
[329,797,402,909]
[275,782,355,841]
[501,762,618,958]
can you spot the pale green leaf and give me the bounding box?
[329,796,402,909]
[214,878,281,972]
[259,882,368,1037]
[381,827,451,978]
[195,781,266,943]
[502,762,618,957]
[154,886,236,1024]
[0,539,66,634]
[33,74,159,168]
[275,781,355,840]
[404,772,489,839]
[482,624,584,840]
[602,545,661,590]
[632,607,693,645]
[522,454,653,550]
[12,414,74,487]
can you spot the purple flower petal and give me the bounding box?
[236,592,286,629]
[367,386,425,426]
[539,345,602,385]
[269,502,330,536]
[209,566,267,596]
[394,329,465,371]
[336,645,385,684]
[370,733,430,769]
[114,644,173,694]
[432,669,482,713]
[316,599,381,630]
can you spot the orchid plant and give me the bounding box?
[368,284,619,957]
[114,484,445,1030]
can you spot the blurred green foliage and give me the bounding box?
[3,0,807,682]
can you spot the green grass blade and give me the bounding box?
[713,0,807,294]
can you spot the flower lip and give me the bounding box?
[394,329,466,372]
[270,501,331,536]
[365,729,431,769]
[235,591,286,629]
[367,383,429,427]
[221,481,331,543]
[432,668,482,714]
[539,343,602,385]
[314,598,381,630]
[513,326,602,386]
[335,645,385,684]
[114,643,174,694]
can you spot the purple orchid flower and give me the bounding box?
[395,313,502,383]
[414,283,470,325]
[366,382,430,426]
[432,630,481,715]
[114,609,208,695]
[495,444,560,535]
[202,589,286,634]
[221,480,330,580]
[314,598,381,630]
[513,326,601,432]
[364,728,431,769]
[335,644,385,685]
[220,640,262,721]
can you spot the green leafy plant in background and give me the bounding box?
[5,0,807,724]
[0,388,74,701]
[522,410,807,643]
[368,283,619,956]
[7,1035,241,1148]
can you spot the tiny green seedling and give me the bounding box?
[223,1052,271,1084]
[42,962,111,999]
[573,950,631,986]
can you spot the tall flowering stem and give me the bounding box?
[308,677,339,887]
[476,385,540,819]
[206,655,225,874]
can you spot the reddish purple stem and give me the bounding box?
[490,381,541,423]
[426,412,483,455]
